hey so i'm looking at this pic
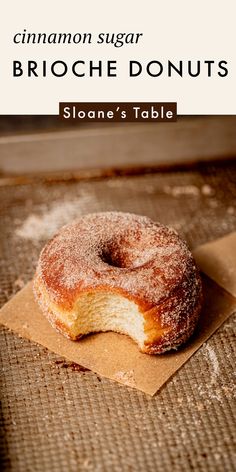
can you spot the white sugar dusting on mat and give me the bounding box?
[164,185,200,197]
[15,195,95,241]
[114,370,136,387]
[163,184,214,198]
[204,344,219,379]
[196,343,225,403]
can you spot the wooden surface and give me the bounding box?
[0,116,235,177]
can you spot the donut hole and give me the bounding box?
[101,249,125,268]
[102,236,158,269]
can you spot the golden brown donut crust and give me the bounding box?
[34,212,203,354]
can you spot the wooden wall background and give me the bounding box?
[0,116,235,179]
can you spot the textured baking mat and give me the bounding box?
[1,163,236,471]
[0,255,235,395]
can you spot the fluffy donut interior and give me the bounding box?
[43,289,147,348]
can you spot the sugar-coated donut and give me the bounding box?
[34,212,202,354]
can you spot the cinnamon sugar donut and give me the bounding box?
[34,212,202,354]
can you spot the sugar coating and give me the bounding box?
[37,212,197,301]
[35,212,202,352]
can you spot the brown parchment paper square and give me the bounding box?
[0,233,236,396]
[193,231,236,297]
